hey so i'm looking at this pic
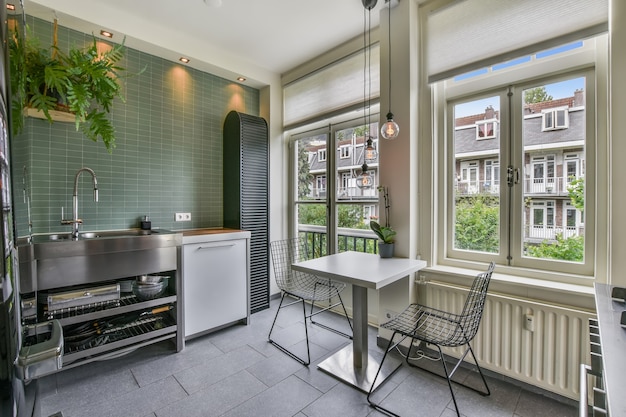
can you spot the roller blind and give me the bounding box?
[426,0,608,83]
[284,44,380,129]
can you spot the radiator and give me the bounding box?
[424,281,594,400]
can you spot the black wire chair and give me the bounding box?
[367,262,495,417]
[268,238,353,365]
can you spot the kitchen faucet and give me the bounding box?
[61,167,99,239]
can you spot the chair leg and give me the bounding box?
[466,342,491,396]
[268,293,311,366]
[308,285,353,339]
[405,341,491,397]
[435,344,461,417]
[366,332,401,417]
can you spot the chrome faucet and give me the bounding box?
[61,167,99,239]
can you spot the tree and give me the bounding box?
[526,233,584,262]
[297,141,313,199]
[454,196,499,253]
[524,86,553,104]
[567,176,584,211]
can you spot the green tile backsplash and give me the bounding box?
[11,16,260,237]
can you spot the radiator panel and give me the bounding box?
[424,282,593,400]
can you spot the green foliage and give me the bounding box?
[524,86,553,104]
[297,142,313,199]
[526,233,584,262]
[454,196,499,253]
[9,25,136,152]
[298,204,326,226]
[567,176,585,211]
[370,220,396,243]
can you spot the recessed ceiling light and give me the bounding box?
[237,76,246,82]
[179,57,190,64]
[100,30,113,38]
[6,4,15,10]
[203,0,223,7]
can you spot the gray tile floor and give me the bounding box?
[39,298,578,417]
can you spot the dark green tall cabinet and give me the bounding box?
[223,111,269,313]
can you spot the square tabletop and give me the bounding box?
[292,251,427,289]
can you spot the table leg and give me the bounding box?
[317,284,401,392]
[352,285,368,368]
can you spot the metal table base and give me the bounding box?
[318,344,401,392]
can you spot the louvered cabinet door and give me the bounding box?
[223,111,269,313]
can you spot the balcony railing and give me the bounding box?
[455,176,582,197]
[308,186,377,200]
[524,224,584,241]
[298,224,379,256]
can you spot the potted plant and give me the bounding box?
[370,186,396,257]
[9,22,135,152]
[370,220,396,258]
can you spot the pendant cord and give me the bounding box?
[387,0,392,115]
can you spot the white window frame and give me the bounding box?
[339,145,351,159]
[435,39,601,281]
[318,149,327,162]
[484,159,500,194]
[542,107,569,131]
[563,201,581,239]
[475,119,498,140]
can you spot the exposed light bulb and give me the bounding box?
[356,163,373,189]
[381,112,400,140]
[364,137,377,162]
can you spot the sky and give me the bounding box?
[453,42,585,118]
[454,77,585,118]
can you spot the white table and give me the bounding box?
[292,251,427,392]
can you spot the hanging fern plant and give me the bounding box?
[9,20,136,152]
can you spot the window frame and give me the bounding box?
[436,43,601,282]
[542,107,569,131]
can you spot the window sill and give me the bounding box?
[422,264,595,311]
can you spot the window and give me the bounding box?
[443,59,595,276]
[339,145,351,159]
[542,107,569,131]
[476,120,497,139]
[318,149,327,162]
[484,159,499,194]
[292,117,380,256]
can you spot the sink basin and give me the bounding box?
[39,229,163,242]
[32,229,172,243]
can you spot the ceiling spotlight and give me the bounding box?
[203,0,223,7]
[237,76,246,82]
[100,30,113,38]
[179,57,190,64]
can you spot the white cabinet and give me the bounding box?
[182,230,250,339]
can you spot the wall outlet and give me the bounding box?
[175,212,191,222]
[384,309,399,320]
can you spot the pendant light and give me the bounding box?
[356,0,378,190]
[380,0,400,140]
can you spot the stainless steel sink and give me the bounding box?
[23,229,182,291]
[39,229,164,242]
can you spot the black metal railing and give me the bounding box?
[298,224,379,257]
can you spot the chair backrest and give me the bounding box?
[458,262,495,342]
[269,238,307,291]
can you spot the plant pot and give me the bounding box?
[378,242,394,258]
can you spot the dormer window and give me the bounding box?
[339,145,350,159]
[542,107,569,131]
[318,149,327,161]
[475,120,497,139]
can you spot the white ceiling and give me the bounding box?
[23,0,391,88]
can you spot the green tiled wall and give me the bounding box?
[12,17,260,237]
